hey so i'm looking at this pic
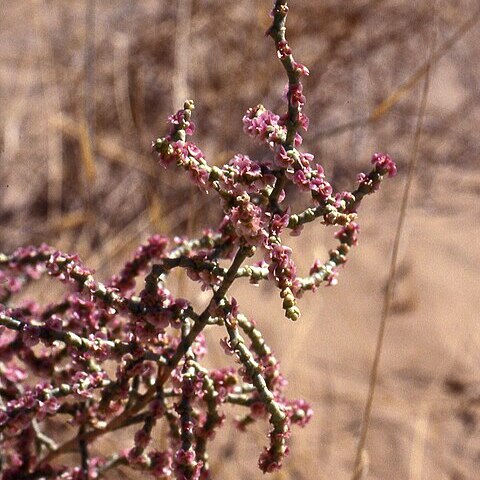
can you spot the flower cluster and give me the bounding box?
[0,1,396,478]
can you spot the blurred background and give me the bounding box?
[1,0,479,478]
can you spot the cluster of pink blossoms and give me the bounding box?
[0,1,396,479]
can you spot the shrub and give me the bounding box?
[0,1,395,478]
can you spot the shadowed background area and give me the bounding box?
[1,0,479,478]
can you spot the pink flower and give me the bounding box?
[297,112,309,131]
[287,83,306,109]
[287,399,313,427]
[22,324,40,347]
[168,110,195,136]
[45,315,62,330]
[219,337,234,356]
[3,364,27,383]
[326,268,339,286]
[228,198,269,246]
[134,428,151,450]
[357,172,367,183]
[173,448,202,480]
[242,105,286,149]
[292,61,310,77]
[291,169,311,191]
[274,146,294,169]
[267,244,297,290]
[371,152,397,177]
[335,222,360,246]
[276,40,292,59]
[149,450,173,477]
[0,410,8,426]
[270,212,290,236]
[38,397,60,420]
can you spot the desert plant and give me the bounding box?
[0,1,396,478]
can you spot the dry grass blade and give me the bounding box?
[320,5,480,139]
[49,114,161,179]
[78,119,97,183]
[350,19,436,480]
[84,0,96,142]
[33,2,63,220]
[173,0,192,109]
[113,33,137,142]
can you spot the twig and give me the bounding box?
[0,313,167,364]
[79,406,89,479]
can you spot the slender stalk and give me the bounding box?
[351,27,434,480]
[79,412,89,479]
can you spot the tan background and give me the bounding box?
[1,1,479,479]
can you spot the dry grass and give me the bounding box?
[1,1,480,478]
